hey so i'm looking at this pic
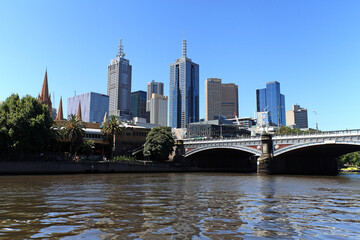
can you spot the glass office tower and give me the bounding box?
[67,92,109,123]
[107,39,132,119]
[131,90,147,119]
[169,40,199,128]
[256,81,285,126]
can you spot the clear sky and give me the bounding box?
[1,0,360,130]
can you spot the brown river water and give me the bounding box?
[0,173,359,239]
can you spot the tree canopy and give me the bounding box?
[101,115,123,159]
[60,114,85,154]
[143,127,174,161]
[0,94,55,156]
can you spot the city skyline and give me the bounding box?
[1,1,360,130]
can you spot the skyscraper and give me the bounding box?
[286,104,308,129]
[256,81,286,126]
[107,39,132,119]
[169,40,199,128]
[150,93,168,127]
[205,78,238,121]
[146,80,164,112]
[130,90,147,119]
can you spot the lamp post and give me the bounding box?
[277,105,284,127]
[313,111,318,131]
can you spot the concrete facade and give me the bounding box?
[286,104,308,129]
[150,93,168,126]
[205,78,238,121]
[107,40,132,119]
[146,80,164,112]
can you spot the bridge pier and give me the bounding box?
[257,133,274,174]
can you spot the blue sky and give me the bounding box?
[1,0,360,130]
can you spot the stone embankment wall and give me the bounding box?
[0,160,185,174]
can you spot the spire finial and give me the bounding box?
[117,38,125,58]
[182,39,187,58]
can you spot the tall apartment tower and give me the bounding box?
[169,40,199,128]
[256,81,286,126]
[107,39,132,119]
[150,93,168,126]
[286,104,308,129]
[146,80,164,111]
[205,78,238,121]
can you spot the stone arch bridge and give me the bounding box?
[182,130,360,175]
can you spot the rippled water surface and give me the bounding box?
[0,173,359,239]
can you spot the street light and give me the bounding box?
[313,111,318,131]
[277,105,284,127]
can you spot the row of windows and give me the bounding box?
[132,132,148,137]
[85,134,104,139]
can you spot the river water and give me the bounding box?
[0,173,359,239]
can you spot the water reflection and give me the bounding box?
[0,173,359,239]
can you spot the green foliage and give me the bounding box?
[81,140,94,157]
[275,126,302,135]
[274,126,318,135]
[101,115,123,159]
[61,114,85,154]
[113,155,136,162]
[338,151,360,167]
[143,127,174,161]
[0,94,55,156]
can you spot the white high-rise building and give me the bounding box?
[150,93,168,127]
[107,39,132,119]
[146,80,164,112]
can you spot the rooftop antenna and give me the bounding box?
[117,38,125,58]
[182,39,187,58]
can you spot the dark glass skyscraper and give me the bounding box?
[256,81,286,126]
[169,40,199,128]
[107,39,132,119]
[131,90,147,119]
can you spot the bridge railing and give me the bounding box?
[183,129,360,143]
[273,129,360,138]
[183,135,260,143]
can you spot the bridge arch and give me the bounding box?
[183,146,260,172]
[271,141,360,175]
[185,145,261,158]
[274,141,360,157]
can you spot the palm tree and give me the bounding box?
[101,115,123,160]
[61,114,85,155]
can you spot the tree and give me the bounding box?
[81,140,94,157]
[0,94,55,157]
[143,127,175,161]
[61,114,85,155]
[338,151,360,167]
[101,115,123,160]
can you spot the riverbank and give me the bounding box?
[0,160,255,175]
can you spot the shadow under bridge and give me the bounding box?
[272,142,360,175]
[184,146,258,172]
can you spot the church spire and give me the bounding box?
[55,97,63,121]
[38,69,52,112]
[76,101,82,121]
